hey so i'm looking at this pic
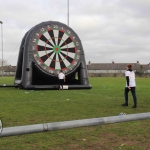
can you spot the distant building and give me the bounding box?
[0,66,16,76]
[87,61,150,77]
[1,61,150,77]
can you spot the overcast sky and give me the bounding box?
[0,0,150,65]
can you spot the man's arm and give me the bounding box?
[126,76,130,89]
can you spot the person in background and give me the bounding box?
[122,64,137,108]
[58,70,65,90]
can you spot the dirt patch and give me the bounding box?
[56,132,150,150]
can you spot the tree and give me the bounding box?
[135,65,144,76]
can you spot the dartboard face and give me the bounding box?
[30,22,81,76]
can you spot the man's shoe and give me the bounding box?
[122,103,128,106]
[132,105,137,108]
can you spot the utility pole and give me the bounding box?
[0,21,3,77]
[67,0,69,26]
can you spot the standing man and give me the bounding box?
[58,70,66,90]
[122,64,137,108]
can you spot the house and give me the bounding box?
[87,61,150,77]
[0,66,16,76]
[1,61,150,77]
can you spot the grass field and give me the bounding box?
[0,77,150,150]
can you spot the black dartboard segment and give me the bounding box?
[30,23,81,76]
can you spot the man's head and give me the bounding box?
[127,64,132,70]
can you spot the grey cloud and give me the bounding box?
[0,0,150,65]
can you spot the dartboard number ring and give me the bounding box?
[30,23,81,76]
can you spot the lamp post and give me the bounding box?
[0,21,3,76]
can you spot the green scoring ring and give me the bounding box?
[53,45,61,54]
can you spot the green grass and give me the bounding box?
[0,77,150,150]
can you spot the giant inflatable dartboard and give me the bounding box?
[14,21,91,89]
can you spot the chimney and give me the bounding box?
[88,61,91,65]
[112,60,114,64]
[137,61,139,64]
